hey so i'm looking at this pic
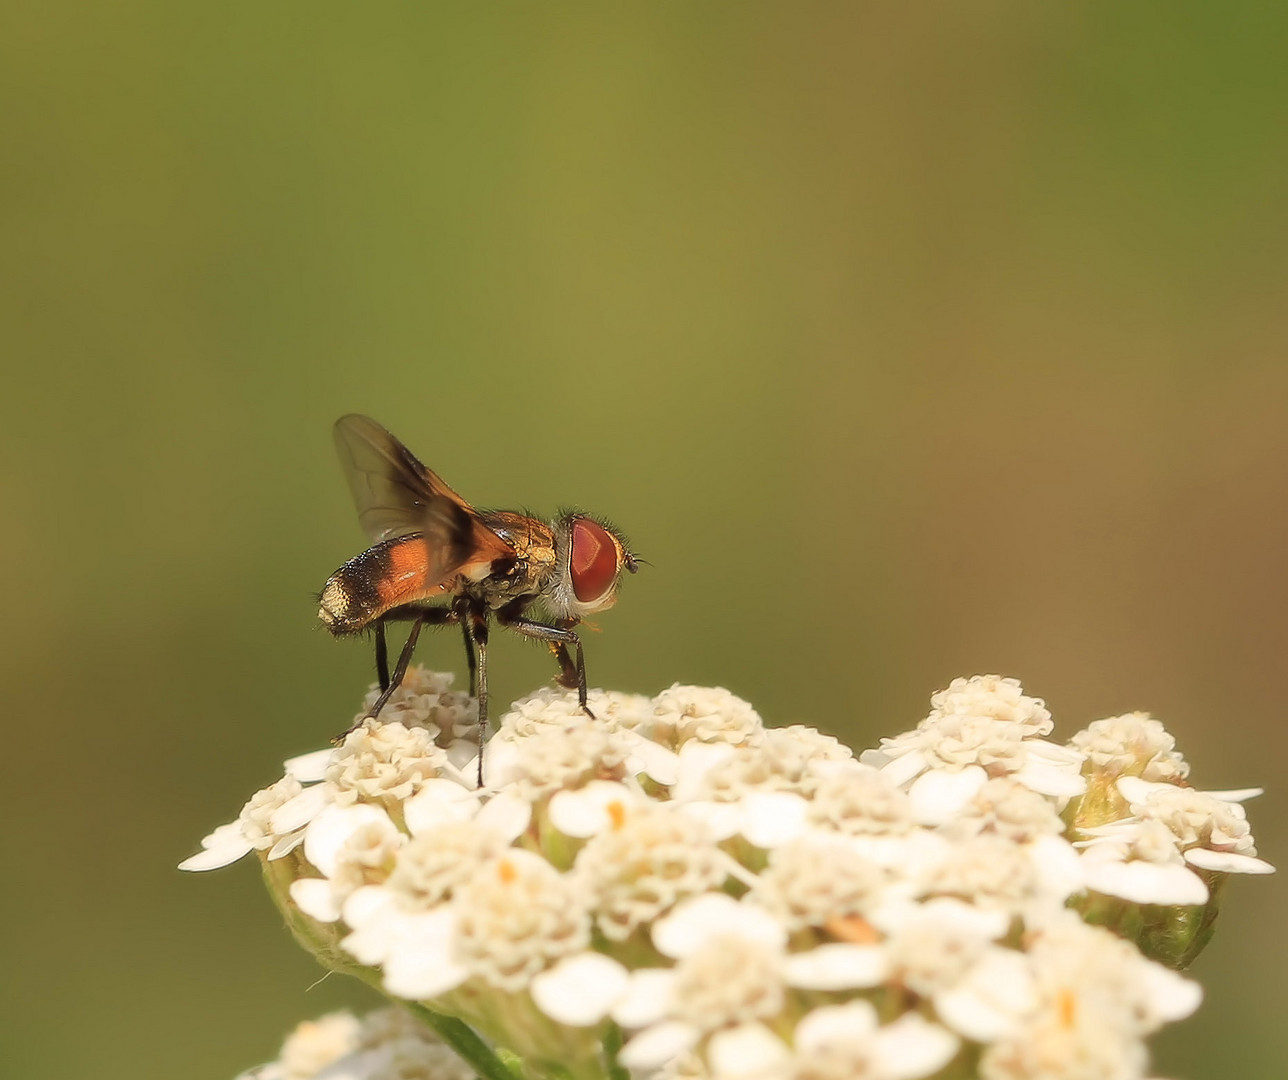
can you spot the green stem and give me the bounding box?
[403,1001,522,1080]
[601,1023,630,1080]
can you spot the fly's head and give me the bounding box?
[545,512,639,620]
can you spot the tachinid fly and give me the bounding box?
[318,415,639,782]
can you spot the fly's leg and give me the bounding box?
[461,617,478,699]
[459,599,490,787]
[500,614,593,720]
[544,641,579,691]
[338,608,457,742]
[334,614,425,741]
[375,621,390,692]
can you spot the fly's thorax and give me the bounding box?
[544,512,636,621]
[472,512,559,610]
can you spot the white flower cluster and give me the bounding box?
[184,672,1273,1080]
[236,1006,473,1080]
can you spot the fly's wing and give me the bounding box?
[332,414,514,581]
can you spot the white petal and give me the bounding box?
[1117,776,1167,805]
[266,830,306,860]
[1202,787,1263,803]
[403,779,479,835]
[1085,859,1209,905]
[1184,848,1276,874]
[874,1013,961,1079]
[1014,757,1087,798]
[858,748,892,769]
[339,893,406,965]
[474,790,532,842]
[707,1023,790,1079]
[304,803,394,878]
[907,765,987,825]
[270,784,333,834]
[879,749,930,789]
[671,742,736,802]
[785,944,889,989]
[653,894,786,959]
[1026,740,1086,767]
[381,910,469,999]
[612,969,676,1028]
[1076,819,1139,840]
[341,884,398,930]
[480,739,521,789]
[677,800,741,841]
[739,791,809,848]
[935,950,1035,1041]
[623,732,681,786]
[178,823,251,871]
[530,952,630,1026]
[290,878,342,922]
[445,739,479,776]
[1029,835,1086,900]
[795,1001,878,1048]
[847,830,946,872]
[872,895,1010,941]
[1140,961,1202,1022]
[176,845,249,872]
[618,1022,700,1072]
[283,748,334,782]
[548,780,637,839]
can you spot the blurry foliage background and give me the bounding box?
[1,4,1285,1078]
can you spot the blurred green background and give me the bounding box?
[2,4,1285,1077]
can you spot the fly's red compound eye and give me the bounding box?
[569,517,620,603]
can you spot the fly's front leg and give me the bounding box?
[548,641,580,692]
[500,614,593,720]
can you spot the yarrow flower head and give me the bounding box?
[236,1006,474,1080]
[183,669,1273,1080]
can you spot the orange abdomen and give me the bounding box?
[317,535,453,633]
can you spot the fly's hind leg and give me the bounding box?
[375,621,390,692]
[335,608,457,742]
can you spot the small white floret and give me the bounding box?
[303,803,396,879]
[548,779,642,838]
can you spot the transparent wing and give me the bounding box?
[331,414,514,576]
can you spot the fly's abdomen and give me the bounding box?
[317,535,451,634]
